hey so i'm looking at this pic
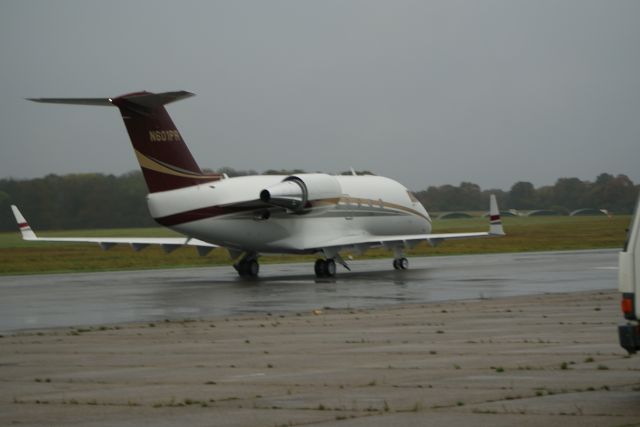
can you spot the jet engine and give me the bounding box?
[260,174,342,212]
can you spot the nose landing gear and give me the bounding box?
[393,257,409,270]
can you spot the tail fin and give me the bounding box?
[28,91,221,193]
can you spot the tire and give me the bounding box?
[247,259,259,277]
[237,258,259,277]
[325,259,336,277]
[399,258,409,270]
[314,259,325,277]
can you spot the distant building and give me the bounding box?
[570,208,608,216]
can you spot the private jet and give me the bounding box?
[13,91,504,278]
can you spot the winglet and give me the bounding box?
[489,195,505,236]
[10,205,38,240]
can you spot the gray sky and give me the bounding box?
[1,0,639,191]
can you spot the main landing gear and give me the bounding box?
[314,255,408,277]
[393,257,409,270]
[234,253,408,278]
[314,258,337,278]
[234,254,259,278]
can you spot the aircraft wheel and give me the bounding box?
[325,259,336,277]
[237,258,259,277]
[246,259,259,277]
[394,258,409,270]
[314,259,325,277]
[314,259,336,278]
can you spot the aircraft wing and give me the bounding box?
[11,205,217,256]
[314,230,500,255]
[315,194,505,255]
[317,231,496,249]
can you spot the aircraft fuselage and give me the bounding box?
[147,174,431,254]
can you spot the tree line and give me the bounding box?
[415,173,638,214]
[0,170,637,231]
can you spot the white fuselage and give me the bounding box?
[146,174,431,254]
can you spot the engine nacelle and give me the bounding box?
[260,173,342,212]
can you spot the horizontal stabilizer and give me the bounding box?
[115,91,195,108]
[27,91,194,108]
[27,97,114,106]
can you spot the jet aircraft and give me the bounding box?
[13,91,505,278]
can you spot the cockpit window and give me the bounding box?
[407,191,419,203]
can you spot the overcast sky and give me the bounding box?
[1,0,638,191]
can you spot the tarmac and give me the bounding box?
[1,250,639,426]
[0,249,620,332]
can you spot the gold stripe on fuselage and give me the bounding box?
[134,149,219,180]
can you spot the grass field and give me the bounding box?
[0,215,631,275]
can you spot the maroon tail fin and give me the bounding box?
[111,91,220,192]
[28,91,221,193]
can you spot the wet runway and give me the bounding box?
[0,249,618,333]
